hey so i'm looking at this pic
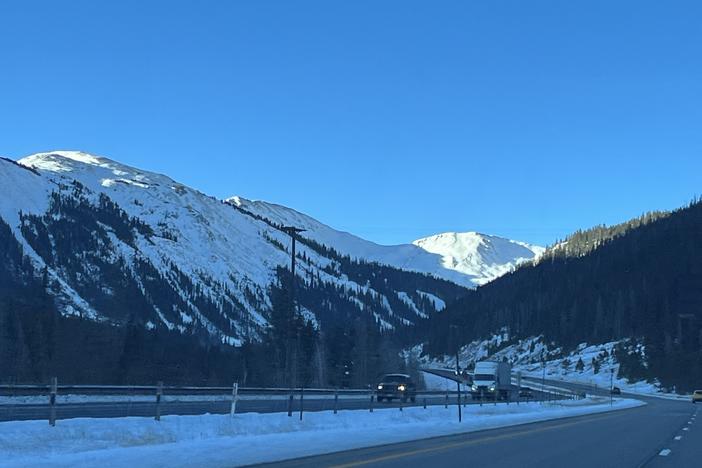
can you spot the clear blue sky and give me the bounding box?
[1,1,700,247]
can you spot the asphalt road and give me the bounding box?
[0,389,548,422]
[254,383,700,468]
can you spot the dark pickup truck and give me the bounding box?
[376,374,417,403]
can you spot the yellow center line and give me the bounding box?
[330,412,623,468]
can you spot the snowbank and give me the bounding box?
[0,397,644,467]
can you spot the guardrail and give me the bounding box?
[0,379,584,425]
[0,384,372,396]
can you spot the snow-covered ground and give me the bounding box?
[418,332,688,400]
[0,397,643,467]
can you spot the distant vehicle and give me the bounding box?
[471,361,512,400]
[518,387,534,398]
[611,386,621,395]
[456,369,473,385]
[376,374,416,403]
[692,390,702,403]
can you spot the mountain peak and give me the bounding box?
[18,151,178,192]
[20,151,108,171]
[413,231,545,286]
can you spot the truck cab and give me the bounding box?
[471,361,511,400]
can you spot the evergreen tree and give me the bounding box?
[575,357,584,372]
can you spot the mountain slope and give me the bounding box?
[424,198,702,391]
[229,196,543,287]
[1,151,470,345]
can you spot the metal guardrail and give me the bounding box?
[0,384,374,395]
[0,380,583,425]
[1,384,577,398]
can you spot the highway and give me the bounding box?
[254,381,700,468]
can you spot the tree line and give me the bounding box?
[424,198,702,391]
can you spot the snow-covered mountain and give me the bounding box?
[229,197,544,287]
[413,232,545,286]
[0,151,542,344]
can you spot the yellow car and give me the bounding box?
[692,390,702,403]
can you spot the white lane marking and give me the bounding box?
[674,436,682,441]
[659,449,672,457]
[683,427,690,431]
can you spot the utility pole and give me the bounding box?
[456,347,462,422]
[281,226,306,391]
[541,353,546,401]
[610,368,614,406]
[450,325,462,422]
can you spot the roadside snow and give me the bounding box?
[419,334,689,400]
[0,397,644,467]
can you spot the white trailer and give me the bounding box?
[471,361,512,400]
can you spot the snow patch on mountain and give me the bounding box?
[396,292,427,319]
[416,291,446,311]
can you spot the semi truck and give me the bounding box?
[471,360,512,400]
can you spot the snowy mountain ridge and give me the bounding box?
[0,151,541,344]
[228,196,544,287]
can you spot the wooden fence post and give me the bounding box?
[155,381,163,421]
[299,387,304,421]
[49,377,57,426]
[230,382,239,417]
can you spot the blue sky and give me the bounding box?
[1,1,700,247]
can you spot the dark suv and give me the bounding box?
[376,374,416,403]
